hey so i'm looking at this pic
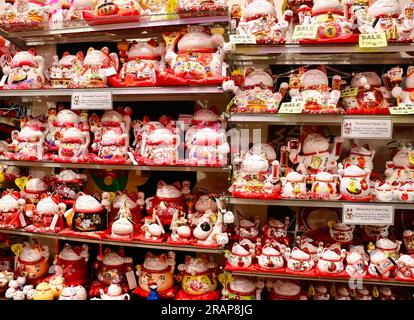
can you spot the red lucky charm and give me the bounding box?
[56,244,89,286]
[0,190,27,229]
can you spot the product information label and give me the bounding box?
[125,270,137,290]
[71,91,113,110]
[342,203,394,225]
[389,103,414,114]
[278,102,304,113]
[49,214,59,231]
[340,87,358,98]
[359,32,388,48]
[341,117,393,139]
[0,75,7,87]
[292,24,319,40]
[19,213,26,227]
[229,34,256,44]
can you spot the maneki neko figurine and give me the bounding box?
[90,248,133,297]
[329,222,355,244]
[134,251,177,299]
[23,194,66,233]
[51,127,90,163]
[311,284,330,300]
[82,0,141,25]
[334,285,352,300]
[280,171,307,199]
[309,171,339,200]
[49,52,84,88]
[225,242,254,269]
[266,279,308,300]
[107,191,144,226]
[234,214,260,241]
[235,0,292,44]
[187,194,218,227]
[7,123,45,161]
[346,248,368,277]
[392,66,414,105]
[403,229,414,254]
[175,255,220,300]
[15,241,50,283]
[72,47,119,88]
[341,72,392,114]
[288,67,342,114]
[281,133,343,174]
[52,170,87,206]
[338,164,371,201]
[342,143,375,173]
[385,143,414,184]
[1,0,49,30]
[223,68,288,113]
[1,49,45,89]
[145,181,187,226]
[109,39,164,87]
[262,216,290,244]
[168,210,192,244]
[296,236,323,262]
[56,244,89,286]
[285,247,315,273]
[316,247,347,275]
[176,0,227,16]
[21,177,49,204]
[361,224,390,242]
[220,276,263,300]
[140,210,166,242]
[229,143,280,198]
[0,190,26,228]
[256,241,286,271]
[160,25,228,86]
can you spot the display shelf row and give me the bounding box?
[0,160,230,173]
[225,197,414,210]
[0,228,223,253]
[228,270,414,288]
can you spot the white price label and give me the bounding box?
[389,104,414,114]
[105,67,117,76]
[278,102,304,114]
[342,203,394,225]
[0,75,7,87]
[71,91,113,110]
[49,214,59,231]
[19,213,26,227]
[126,270,137,290]
[292,24,319,40]
[341,117,393,139]
[229,34,256,44]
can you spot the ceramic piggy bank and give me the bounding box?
[161,26,227,85]
[56,244,89,286]
[110,39,164,87]
[49,52,84,88]
[0,190,26,228]
[134,251,176,299]
[176,255,220,300]
[52,169,87,206]
[385,143,414,184]
[16,241,50,281]
[295,0,356,44]
[338,164,371,200]
[7,123,45,161]
[236,0,292,44]
[224,68,288,113]
[229,144,280,198]
[342,143,375,172]
[288,68,342,113]
[341,72,392,114]
[23,194,66,233]
[282,133,343,174]
[72,47,119,87]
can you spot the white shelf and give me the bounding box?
[0,228,223,253]
[227,197,414,210]
[0,159,230,173]
[0,86,225,102]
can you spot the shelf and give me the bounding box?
[225,113,414,126]
[2,15,229,47]
[229,270,414,288]
[0,86,226,102]
[226,197,414,210]
[0,228,223,253]
[0,159,230,173]
[229,44,414,65]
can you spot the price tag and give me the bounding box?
[355,8,376,26]
[359,32,388,48]
[49,214,59,231]
[229,34,256,44]
[19,213,26,227]
[292,24,319,40]
[278,102,304,114]
[389,103,414,114]
[71,91,112,110]
[340,87,358,98]
[375,259,395,276]
[342,203,394,225]
[105,67,117,76]
[341,117,393,139]
[0,75,7,87]
[125,270,137,290]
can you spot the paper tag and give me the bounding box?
[359,32,388,48]
[126,270,137,290]
[389,103,414,114]
[292,24,319,40]
[342,203,394,225]
[355,8,376,26]
[341,117,393,139]
[229,34,256,44]
[278,102,304,114]
[0,75,7,87]
[340,87,358,98]
[19,213,26,227]
[49,214,59,231]
[127,151,138,165]
[375,259,395,276]
[105,67,117,76]
[71,92,112,110]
